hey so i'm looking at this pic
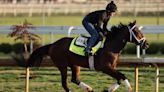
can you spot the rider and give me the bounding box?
[82,1,117,55]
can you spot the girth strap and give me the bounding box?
[88,56,95,70]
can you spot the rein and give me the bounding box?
[128,25,146,46]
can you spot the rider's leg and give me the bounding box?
[82,18,99,54]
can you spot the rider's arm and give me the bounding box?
[102,18,109,35]
[103,18,109,32]
[94,21,103,32]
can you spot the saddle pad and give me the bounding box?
[74,36,87,47]
[69,38,85,56]
[69,36,106,56]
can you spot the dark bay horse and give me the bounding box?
[16,21,149,92]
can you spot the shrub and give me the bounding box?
[0,43,12,54]
[123,44,136,54]
[146,43,159,54]
[12,43,24,54]
[159,43,164,54]
[27,42,41,52]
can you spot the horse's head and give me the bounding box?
[127,20,149,49]
[109,20,149,49]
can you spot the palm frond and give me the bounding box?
[8,19,40,42]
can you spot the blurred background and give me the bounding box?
[0,0,164,92]
[0,0,164,17]
[0,0,164,25]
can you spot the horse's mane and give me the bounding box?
[110,23,128,38]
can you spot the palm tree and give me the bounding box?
[8,19,41,54]
[8,19,40,92]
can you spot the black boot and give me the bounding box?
[84,47,92,56]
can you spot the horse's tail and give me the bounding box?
[14,44,52,67]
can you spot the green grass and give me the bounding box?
[0,15,164,26]
[0,67,163,92]
[110,16,164,25]
[0,15,82,26]
[145,34,164,43]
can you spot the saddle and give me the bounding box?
[69,35,106,56]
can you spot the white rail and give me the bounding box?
[0,25,164,34]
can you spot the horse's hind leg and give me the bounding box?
[70,65,80,85]
[58,66,70,92]
[102,66,132,92]
[70,65,93,92]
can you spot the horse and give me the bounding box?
[15,20,149,92]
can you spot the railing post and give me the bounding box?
[68,26,74,37]
[155,65,159,92]
[25,68,30,92]
[42,35,45,45]
[30,39,33,54]
[136,45,140,58]
[134,66,138,92]
[50,32,53,43]
[135,45,140,92]
[142,49,146,57]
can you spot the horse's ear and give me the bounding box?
[133,20,136,25]
[120,22,123,25]
[118,22,122,27]
[129,20,136,26]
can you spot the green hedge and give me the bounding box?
[0,43,12,54]
[123,44,136,54]
[159,43,164,54]
[12,43,24,54]
[0,43,41,54]
[122,42,164,55]
[146,43,160,54]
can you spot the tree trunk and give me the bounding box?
[24,43,29,92]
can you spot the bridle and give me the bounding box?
[128,25,146,46]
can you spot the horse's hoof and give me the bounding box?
[128,90,132,92]
[102,89,108,92]
[128,87,132,92]
[128,91,132,92]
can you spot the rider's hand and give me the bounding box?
[103,31,108,36]
[99,32,104,37]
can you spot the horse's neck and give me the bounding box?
[105,37,127,53]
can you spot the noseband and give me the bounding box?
[128,25,146,46]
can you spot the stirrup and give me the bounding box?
[85,52,92,56]
[84,50,92,56]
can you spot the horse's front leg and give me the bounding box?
[102,65,132,92]
[109,53,119,69]
[124,79,132,92]
[70,65,93,92]
[58,66,71,92]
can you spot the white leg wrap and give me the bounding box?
[79,82,93,91]
[124,79,132,91]
[108,83,120,92]
[124,79,131,88]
